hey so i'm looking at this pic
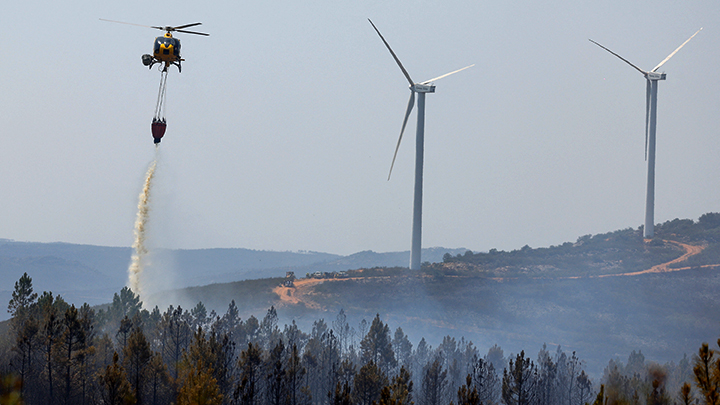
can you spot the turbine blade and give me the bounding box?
[368,19,415,86]
[420,64,475,84]
[589,39,647,75]
[645,80,650,161]
[651,28,702,72]
[388,91,416,180]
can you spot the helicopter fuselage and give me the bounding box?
[142,33,183,72]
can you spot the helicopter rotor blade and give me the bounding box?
[100,18,154,29]
[102,19,209,36]
[172,23,203,30]
[175,29,209,36]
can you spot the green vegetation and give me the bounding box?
[437,227,679,277]
[436,213,720,278]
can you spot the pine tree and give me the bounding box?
[283,320,307,353]
[259,306,280,350]
[679,382,693,405]
[110,287,142,320]
[7,273,38,318]
[160,305,192,379]
[286,344,307,405]
[502,351,537,405]
[145,353,172,405]
[11,310,39,401]
[469,354,500,404]
[190,302,209,331]
[392,328,413,372]
[116,316,133,350]
[419,357,449,405]
[575,370,594,405]
[38,291,66,404]
[208,327,237,401]
[333,380,352,405]
[354,361,387,405]
[333,309,350,358]
[177,357,223,405]
[99,352,135,405]
[123,325,151,404]
[77,303,96,405]
[693,342,720,405]
[234,342,263,405]
[265,339,287,405]
[456,375,480,405]
[8,273,40,402]
[379,365,413,405]
[59,305,86,404]
[535,344,557,405]
[360,314,396,375]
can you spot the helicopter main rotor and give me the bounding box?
[99,19,209,36]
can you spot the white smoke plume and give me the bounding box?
[128,155,158,299]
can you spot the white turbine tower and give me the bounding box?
[369,19,473,270]
[590,28,701,238]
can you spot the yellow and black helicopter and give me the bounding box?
[100,19,208,72]
[101,19,208,143]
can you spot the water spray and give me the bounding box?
[128,153,158,298]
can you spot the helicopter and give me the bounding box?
[100,19,209,72]
[100,19,208,144]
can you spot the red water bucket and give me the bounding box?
[151,119,167,144]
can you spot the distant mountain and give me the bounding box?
[284,247,468,276]
[0,238,465,321]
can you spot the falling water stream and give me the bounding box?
[128,151,158,298]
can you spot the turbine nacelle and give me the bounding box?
[411,83,436,93]
[645,71,666,81]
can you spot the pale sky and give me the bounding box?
[1,0,718,256]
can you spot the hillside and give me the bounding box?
[152,214,720,377]
[0,238,465,321]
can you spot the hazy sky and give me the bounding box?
[1,0,718,256]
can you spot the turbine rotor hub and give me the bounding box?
[646,72,666,81]
[411,83,436,93]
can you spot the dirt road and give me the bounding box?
[598,240,707,278]
[272,278,326,309]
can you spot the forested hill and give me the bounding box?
[154,213,720,378]
[437,212,720,277]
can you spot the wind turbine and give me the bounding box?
[589,28,701,238]
[369,19,473,270]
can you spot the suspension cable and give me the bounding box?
[153,70,169,121]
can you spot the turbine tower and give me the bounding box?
[369,19,473,270]
[589,28,701,238]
